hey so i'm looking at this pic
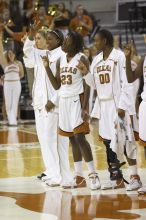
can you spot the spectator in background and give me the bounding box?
[3,24,27,42]
[2,7,22,55]
[24,2,53,29]
[70,4,93,46]
[57,2,71,20]
[23,0,36,28]
[51,2,71,37]
[0,31,24,126]
[2,8,17,30]
[33,4,53,27]
[9,0,23,30]
[0,0,9,15]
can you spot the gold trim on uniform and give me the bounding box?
[59,122,90,137]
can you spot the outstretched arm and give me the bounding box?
[41,54,61,90]
[76,56,96,89]
[124,44,144,82]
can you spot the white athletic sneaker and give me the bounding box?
[101,179,125,190]
[46,179,60,187]
[61,182,76,189]
[41,175,51,182]
[88,173,101,190]
[138,186,146,195]
[126,175,142,191]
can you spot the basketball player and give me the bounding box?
[42,31,101,190]
[0,31,24,126]
[77,29,142,190]
[23,27,73,188]
[124,43,146,194]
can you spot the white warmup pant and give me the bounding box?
[4,81,21,125]
[35,108,73,185]
[139,100,146,143]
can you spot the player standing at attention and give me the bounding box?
[77,29,142,190]
[23,25,73,188]
[42,31,101,190]
[124,43,146,194]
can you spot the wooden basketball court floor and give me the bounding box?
[0,120,146,220]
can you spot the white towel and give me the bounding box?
[110,112,137,162]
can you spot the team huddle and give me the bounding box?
[23,23,146,194]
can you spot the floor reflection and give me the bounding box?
[0,190,146,220]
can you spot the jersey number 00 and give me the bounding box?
[99,73,110,84]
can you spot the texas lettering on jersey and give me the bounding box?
[96,65,111,73]
[60,67,77,75]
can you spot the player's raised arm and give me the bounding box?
[124,43,144,83]
[41,54,61,90]
[77,56,96,89]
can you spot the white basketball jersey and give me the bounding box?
[4,63,20,80]
[141,57,146,101]
[92,52,116,100]
[59,53,84,97]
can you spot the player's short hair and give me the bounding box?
[98,29,113,47]
[49,29,64,46]
[68,31,84,53]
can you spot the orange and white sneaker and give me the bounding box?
[61,175,86,189]
[126,175,142,191]
[88,173,101,190]
[75,175,87,188]
[138,186,146,195]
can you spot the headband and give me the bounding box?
[51,30,61,39]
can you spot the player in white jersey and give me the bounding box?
[0,32,24,126]
[78,29,142,190]
[124,44,146,194]
[42,31,101,190]
[23,27,73,188]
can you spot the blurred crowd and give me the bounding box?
[0,0,100,57]
[0,0,144,125]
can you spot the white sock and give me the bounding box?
[74,161,83,176]
[129,165,138,176]
[86,161,95,173]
